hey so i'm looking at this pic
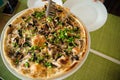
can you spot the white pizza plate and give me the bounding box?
[27,0,63,8]
[63,0,108,32]
[0,0,90,80]
[0,9,90,80]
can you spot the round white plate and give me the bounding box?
[1,6,90,80]
[27,0,63,8]
[64,0,108,32]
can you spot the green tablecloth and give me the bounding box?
[0,0,120,80]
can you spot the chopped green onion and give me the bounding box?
[58,28,68,40]
[75,34,80,38]
[30,46,40,51]
[44,42,48,46]
[53,33,57,37]
[58,30,65,39]
[31,53,35,56]
[29,56,34,61]
[64,46,73,56]
[58,21,63,26]
[46,17,53,22]
[68,46,73,51]
[33,11,45,19]
[25,17,31,22]
[38,56,44,61]
[56,53,62,58]
[35,56,44,63]
[73,27,80,32]
[23,41,31,47]
[69,42,76,47]
[44,62,52,68]
[54,38,59,44]
[15,59,19,64]
[25,62,29,68]
[45,54,50,59]
[67,37,74,43]
[13,42,17,47]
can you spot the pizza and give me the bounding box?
[3,4,88,79]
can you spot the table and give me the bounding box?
[0,0,120,80]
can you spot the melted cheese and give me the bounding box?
[32,35,46,47]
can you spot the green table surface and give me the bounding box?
[0,0,120,80]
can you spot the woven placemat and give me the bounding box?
[90,14,120,60]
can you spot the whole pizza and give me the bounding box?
[3,4,88,79]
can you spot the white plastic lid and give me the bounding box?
[63,0,108,32]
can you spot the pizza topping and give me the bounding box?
[52,61,61,68]
[71,55,79,61]
[46,17,53,22]
[44,62,53,68]
[72,47,81,55]
[35,56,44,63]
[32,35,46,47]
[15,59,19,65]
[25,62,30,68]
[32,11,45,19]
[21,16,26,19]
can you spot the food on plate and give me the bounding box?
[3,4,88,79]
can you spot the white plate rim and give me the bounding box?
[65,1,108,32]
[0,5,90,80]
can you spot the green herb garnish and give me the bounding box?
[25,17,31,22]
[13,42,19,47]
[67,37,74,43]
[25,62,29,68]
[23,41,31,47]
[35,56,44,63]
[15,59,19,64]
[44,62,52,68]
[56,53,62,58]
[57,21,63,26]
[33,11,45,19]
[29,56,34,61]
[46,17,53,22]
[30,46,40,51]
[58,29,67,39]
